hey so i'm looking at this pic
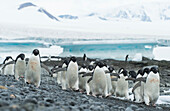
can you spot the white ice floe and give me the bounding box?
[132,53,142,61]
[153,46,170,61]
[38,45,63,57]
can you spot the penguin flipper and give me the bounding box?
[125,78,136,81]
[82,72,93,77]
[87,77,92,83]
[132,82,141,93]
[79,72,86,75]
[41,63,53,75]
[111,78,118,81]
[135,77,147,83]
[52,67,67,73]
[110,73,120,78]
[2,60,15,69]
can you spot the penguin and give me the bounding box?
[2,56,14,75]
[109,66,117,95]
[56,65,62,85]
[14,53,26,80]
[103,65,113,96]
[66,56,79,90]
[132,70,143,102]
[115,68,129,99]
[83,54,87,61]
[140,67,150,102]
[78,63,87,92]
[144,67,160,106]
[25,49,41,88]
[83,65,94,95]
[61,59,69,90]
[91,61,108,97]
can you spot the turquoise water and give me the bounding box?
[60,43,158,60]
[0,38,161,61]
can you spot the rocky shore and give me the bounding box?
[0,57,169,111]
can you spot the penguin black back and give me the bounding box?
[108,66,114,73]
[143,68,150,75]
[129,71,137,78]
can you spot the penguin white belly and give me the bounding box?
[57,71,62,84]
[61,64,67,90]
[4,63,14,75]
[25,56,41,87]
[86,78,93,95]
[79,68,87,91]
[134,75,142,102]
[15,60,26,80]
[144,73,160,105]
[116,75,128,98]
[66,61,79,90]
[92,67,107,96]
[110,71,117,95]
[105,74,112,95]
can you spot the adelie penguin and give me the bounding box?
[14,53,26,80]
[61,59,69,90]
[2,56,14,75]
[66,56,79,90]
[91,61,108,97]
[144,67,160,106]
[115,68,129,99]
[25,49,52,88]
[78,63,87,92]
[25,49,41,88]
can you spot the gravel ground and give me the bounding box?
[0,57,169,111]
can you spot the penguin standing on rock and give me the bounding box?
[91,61,108,97]
[78,63,87,92]
[144,67,160,106]
[25,49,41,88]
[66,56,79,90]
[116,68,129,99]
[14,53,26,80]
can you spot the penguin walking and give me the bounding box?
[132,70,143,102]
[144,67,160,106]
[2,56,14,75]
[115,68,129,99]
[140,68,150,102]
[103,64,112,96]
[25,49,41,88]
[78,63,87,92]
[91,61,108,97]
[66,56,79,90]
[61,59,69,90]
[14,53,26,80]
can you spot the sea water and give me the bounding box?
[0,37,170,63]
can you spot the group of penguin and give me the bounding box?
[1,49,51,88]
[51,54,160,106]
[1,50,160,106]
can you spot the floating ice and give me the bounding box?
[153,46,170,60]
[132,53,142,61]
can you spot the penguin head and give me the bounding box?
[108,66,114,73]
[150,67,159,74]
[83,54,87,61]
[16,53,25,62]
[63,59,69,66]
[70,56,76,63]
[32,49,39,56]
[137,69,143,76]
[82,63,86,69]
[3,56,13,64]
[95,61,104,68]
[143,68,150,75]
[122,69,128,77]
[88,65,94,71]
[129,71,137,78]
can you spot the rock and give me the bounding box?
[24,98,38,105]
[165,83,170,87]
[0,100,9,107]
[1,92,9,96]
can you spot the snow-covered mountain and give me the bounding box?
[0,0,170,38]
